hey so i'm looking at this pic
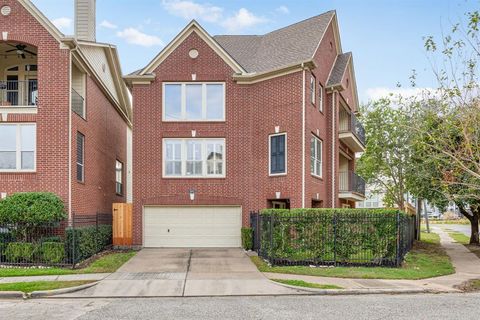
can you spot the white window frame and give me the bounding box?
[162,138,226,178]
[269,132,287,176]
[319,83,324,112]
[116,160,123,195]
[310,76,316,104]
[310,135,323,178]
[162,82,226,122]
[0,123,36,172]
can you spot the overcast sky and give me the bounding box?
[31,0,479,103]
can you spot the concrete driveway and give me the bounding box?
[59,248,301,297]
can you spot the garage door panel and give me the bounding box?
[144,206,242,248]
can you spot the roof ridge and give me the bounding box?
[265,10,336,36]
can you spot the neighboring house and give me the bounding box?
[124,11,365,248]
[0,0,132,219]
[357,186,417,214]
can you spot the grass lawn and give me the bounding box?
[458,279,480,292]
[251,232,454,280]
[271,279,342,289]
[426,219,469,225]
[0,280,94,293]
[446,231,480,259]
[0,251,136,277]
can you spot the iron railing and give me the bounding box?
[71,88,85,118]
[339,110,366,146]
[0,80,38,106]
[250,210,416,267]
[0,212,112,268]
[339,171,366,196]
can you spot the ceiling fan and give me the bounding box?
[5,44,37,59]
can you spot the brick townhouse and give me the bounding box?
[125,10,366,248]
[0,0,132,219]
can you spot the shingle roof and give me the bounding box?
[326,52,352,87]
[213,11,335,73]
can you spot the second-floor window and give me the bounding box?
[0,123,36,171]
[163,83,225,121]
[116,160,123,195]
[310,76,316,104]
[319,83,324,112]
[163,138,225,178]
[76,132,85,182]
[270,133,286,175]
[310,135,322,178]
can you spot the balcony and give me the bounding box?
[0,80,38,107]
[339,110,365,152]
[71,88,85,118]
[339,171,366,201]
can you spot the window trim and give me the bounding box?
[115,159,123,196]
[319,83,324,113]
[310,134,323,178]
[162,138,226,178]
[162,82,226,122]
[0,123,36,173]
[76,132,85,183]
[269,132,287,176]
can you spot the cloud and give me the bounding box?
[162,0,223,23]
[117,28,164,47]
[100,20,118,29]
[222,8,267,32]
[276,6,289,14]
[52,17,72,31]
[365,87,436,101]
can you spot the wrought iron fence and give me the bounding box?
[250,209,416,267]
[0,212,112,268]
[71,88,85,118]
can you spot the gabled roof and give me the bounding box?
[213,11,336,74]
[326,52,352,87]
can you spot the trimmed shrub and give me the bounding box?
[241,227,253,250]
[65,225,112,263]
[41,242,66,264]
[259,208,410,265]
[4,242,38,262]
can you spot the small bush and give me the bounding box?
[40,236,62,243]
[41,242,66,264]
[4,242,38,262]
[241,227,253,250]
[65,225,112,263]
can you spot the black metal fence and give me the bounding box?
[0,212,112,268]
[250,209,416,267]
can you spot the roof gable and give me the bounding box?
[18,0,64,42]
[139,21,245,75]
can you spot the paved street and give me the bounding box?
[439,224,471,236]
[2,293,480,319]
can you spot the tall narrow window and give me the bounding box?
[310,76,316,104]
[76,132,85,182]
[310,135,322,178]
[0,123,36,171]
[165,140,182,176]
[116,160,123,195]
[319,83,324,112]
[186,140,202,176]
[270,133,286,175]
[206,140,224,175]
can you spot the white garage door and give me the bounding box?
[143,206,242,247]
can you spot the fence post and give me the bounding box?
[333,213,337,267]
[270,212,274,265]
[96,212,99,254]
[396,211,401,267]
[72,212,76,269]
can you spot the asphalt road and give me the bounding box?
[1,293,480,320]
[439,223,471,236]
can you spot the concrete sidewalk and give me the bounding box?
[265,226,480,293]
[0,273,110,284]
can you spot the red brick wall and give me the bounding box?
[132,31,304,245]
[71,76,127,215]
[0,0,70,206]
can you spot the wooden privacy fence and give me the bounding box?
[113,203,133,246]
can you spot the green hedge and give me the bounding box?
[65,225,112,263]
[41,242,65,264]
[259,208,409,265]
[4,242,38,262]
[241,227,253,250]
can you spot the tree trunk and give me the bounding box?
[423,200,430,233]
[458,204,480,245]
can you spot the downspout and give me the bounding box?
[68,50,73,223]
[331,90,336,208]
[301,63,306,208]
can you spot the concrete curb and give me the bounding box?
[29,281,99,299]
[0,291,26,299]
[268,280,457,295]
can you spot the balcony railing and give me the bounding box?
[339,171,366,196]
[339,110,366,146]
[0,80,38,106]
[71,88,85,118]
